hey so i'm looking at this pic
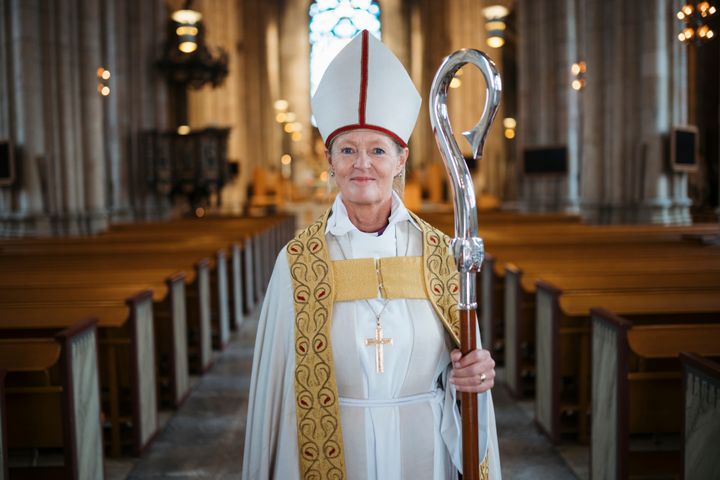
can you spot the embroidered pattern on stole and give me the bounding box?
[408,211,462,347]
[288,210,489,478]
[286,212,346,479]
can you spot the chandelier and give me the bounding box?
[677,1,717,44]
[157,2,229,89]
[482,5,509,49]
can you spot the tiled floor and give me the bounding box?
[108,305,586,479]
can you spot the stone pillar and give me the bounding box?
[5,0,48,234]
[668,0,692,223]
[240,0,274,187]
[446,0,507,202]
[381,0,410,68]
[79,0,108,231]
[187,0,246,211]
[278,0,312,193]
[578,0,689,224]
[103,0,130,220]
[410,0,450,193]
[562,0,581,212]
[516,0,586,212]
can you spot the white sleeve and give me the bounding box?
[242,249,301,480]
[440,323,502,479]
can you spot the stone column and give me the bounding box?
[102,0,130,220]
[187,0,245,211]
[668,0,692,223]
[411,0,450,193]
[518,0,573,212]
[5,0,48,234]
[446,0,507,202]
[278,0,312,194]
[638,0,689,223]
[562,0,581,212]
[240,0,272,182]
[79,0,108,231]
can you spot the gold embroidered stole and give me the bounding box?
[286,210,464,479]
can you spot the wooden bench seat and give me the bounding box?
[0,253,215,375]
[107,214,295,308]
[534,284,720,444]
[0,319,104,479]
[500,241,720,394]
[503,265,720,399]
[0,264,197,401]
[0,275,191,410]
[0,292,157,458]
[680,352,720,480]
[451,220,719,370]
[2,232,239,341]
[591,309,720,479]
[0,251,230,350]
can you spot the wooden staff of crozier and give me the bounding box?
[429,49,501,480]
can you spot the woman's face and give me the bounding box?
[326,130,408,209]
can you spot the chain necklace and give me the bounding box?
[333,222,410,373]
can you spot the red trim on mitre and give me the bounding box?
[325,124,408,149]
[358,30,369,125]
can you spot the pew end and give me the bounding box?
[680,352,720,480]
[591,308,720,479]
[504,264,537,400]
[0,319,105,480]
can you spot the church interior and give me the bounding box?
[1,0,719,479]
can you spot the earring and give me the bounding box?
[329,170,335,177]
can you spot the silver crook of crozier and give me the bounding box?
[429,49,501,309]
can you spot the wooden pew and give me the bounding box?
[0,263,198,403]
[0,319,104,479]
[420,214,718,369]
[0,246,224,356]
[505,266,720,400]
[590,309,720,479]
[0,276,190,410]
[0,370,6,480]
[105,215,290,317]
[0,291,157,458]
[680,352,720,480]
[534,284,720,444]
[480,255,502,356]
[500,239,720,398]
[476,223,719,361]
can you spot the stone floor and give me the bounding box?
[107,305,587,479]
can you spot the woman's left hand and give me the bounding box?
[449,348,496,393]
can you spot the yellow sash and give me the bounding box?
[286,210,475,479]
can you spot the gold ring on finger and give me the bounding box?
[480,372,487,384]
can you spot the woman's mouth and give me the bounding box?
[351,177,375,183]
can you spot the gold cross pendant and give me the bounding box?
[365,324,393,373]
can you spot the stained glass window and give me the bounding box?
[309,0,381,99]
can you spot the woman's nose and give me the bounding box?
[353,151,371,169]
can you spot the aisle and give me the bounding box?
[110,304,583,479]
[110,310,259,479]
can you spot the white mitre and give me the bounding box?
[311,30,421,148]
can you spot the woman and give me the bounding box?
[243,30,501,479]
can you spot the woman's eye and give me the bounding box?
[340,147,354,154]
[372,148,386,155]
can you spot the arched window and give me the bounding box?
[309,0,381,100]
